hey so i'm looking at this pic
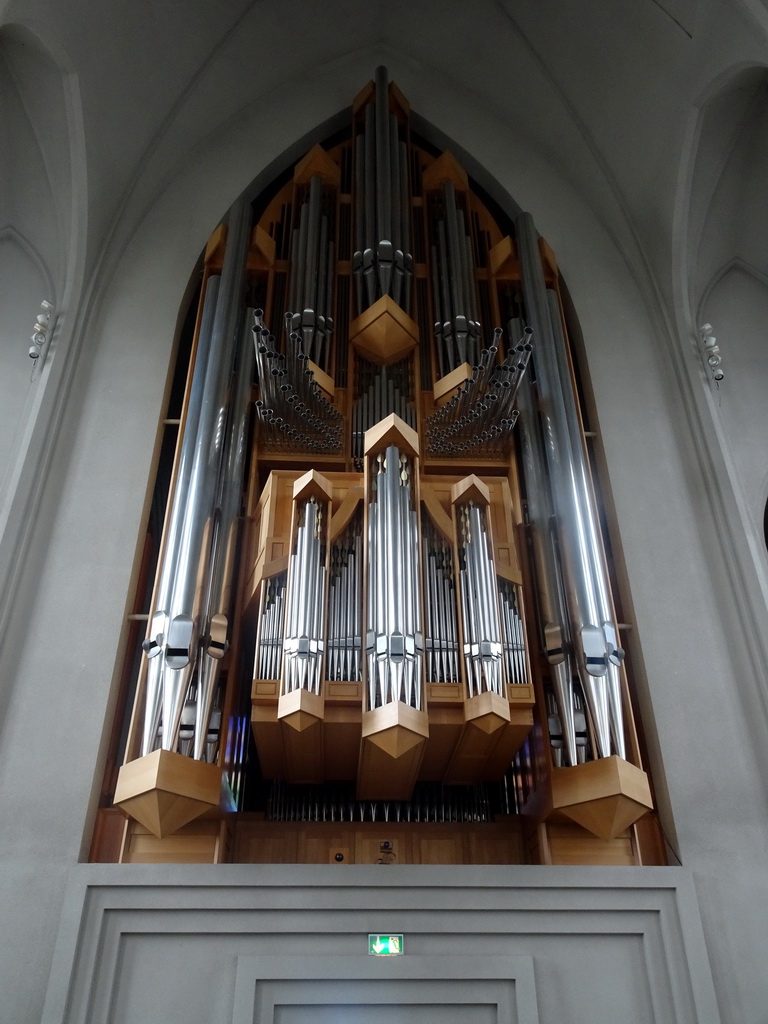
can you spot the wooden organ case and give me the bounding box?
[95,69,664,867]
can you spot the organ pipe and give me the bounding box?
[516,211,626,760]
[365,444,423,711]
[283,497,327,696]
[141,197,251,758]
[456,502,504,698]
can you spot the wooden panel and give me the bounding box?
[548,822,635,866]
[323,705,362,779]
[299,831,353,864]
[89,808,127,863]
[121,819,223,864]
[419,707,464,779]
[467,829,524,865]
[486,478,522,582]
[412,834,463,865]
[250,705,286,778]
[235,828,298,865]
[231,819,528,865]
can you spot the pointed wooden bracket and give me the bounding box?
[114,749,221,839]
[248,224,275,270]
[364,412,420,460]
[358,702,429,800]
[451,474,491,508]
[278,687,325,732]
[422,151,469,193]
[551,756,653,840]
[292,468,334,504]
[294,144,341,187]
[464,689,510,735]
[350,294,419,365]
[433,362,473,408]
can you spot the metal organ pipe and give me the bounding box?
[352,66,413,314]
[515,362,579,767]
[193,308,257,760]
[141,197,252,757]
[252,310,343,454]
[283,498,326,696]
[327,515,363,682]
[424,326,533,457]
[366,446,423,711]
[142,274,221,757]
[421,516,459,684]
[457,503,503,698]
[515,211,625,760]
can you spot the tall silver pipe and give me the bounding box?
[193,308,256,760]
[284,498,326,696]
[516,365,578,766]
[516,211,624,759]
[366,444,423,710]
[142,274,221,755]
[141,197,250,757]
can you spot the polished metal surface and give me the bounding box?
[283,498,326,696]
[141,197,251,757]
[366,444,423,710]
[352,66,413,314]
[457,502,503,697]
[326,513,363,682]
[516,211,625,759]
[425,325,532,457]
[252,310,343,454]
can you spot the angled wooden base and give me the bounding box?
[278,688,325,783]
[350,295,418,365]
[525,755,653,841]
[114,749,221,839]
[358,702,429,800]
[443,691,533,785]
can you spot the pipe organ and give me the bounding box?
[110,68,656,863]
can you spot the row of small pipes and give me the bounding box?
[326,516,363,682]
[421,516,460,684]
[353,66,413,313]
[498,579,528,689]
[351,361,416,465]
[255,574,287,680]
[429,181,483,373]
[425,326,533,457]
[252,310,343,453]
[287,173,335,372]
[267,779,493,823]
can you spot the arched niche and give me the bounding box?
[687,65,768,308]
[0,230,51,489]
[700,261,768,550]
[0,22,77,491]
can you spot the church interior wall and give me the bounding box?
[1,3,768,1021]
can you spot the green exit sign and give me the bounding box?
[368,934,404,956]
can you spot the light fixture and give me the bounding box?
[699,323,724,383]
[28,300,55,362]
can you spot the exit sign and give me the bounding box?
[368,934,404,956]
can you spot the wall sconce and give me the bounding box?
[699,323,723,383]
[29,300,55,365]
